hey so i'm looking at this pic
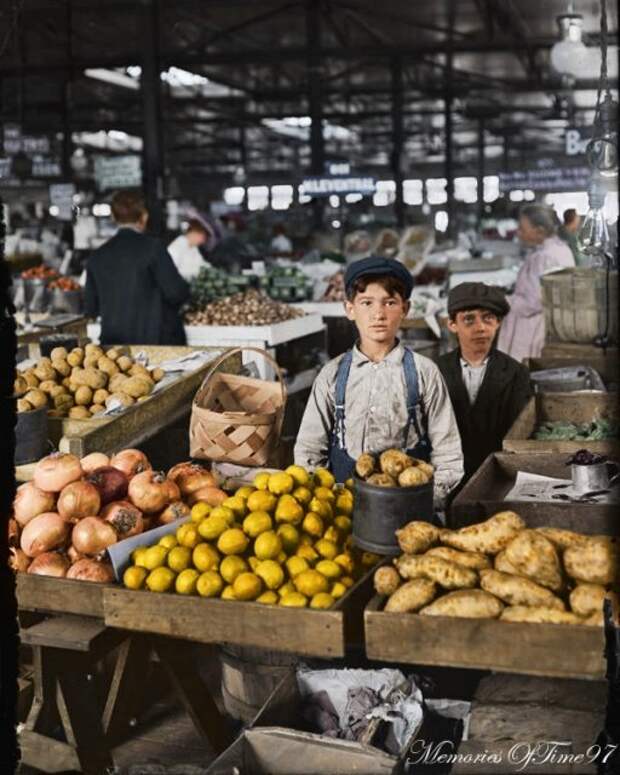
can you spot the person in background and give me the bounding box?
[437,282,532,484]
[85,189,189,345]
[497,204,574,362]
[559,208,586,266]
[270,223,293,254]
[167,218,212,282]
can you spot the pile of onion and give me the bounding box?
[33,453,82,493]
[72,517,118,556]
[157,501,190,525]
[86,466,128,505]
[128,470,177,514]
[168,461,217,496]
[80,452,110,474]
[102,501,144,538]
[57,481,101,522]
[20,512,70,558]
[13,482,56,527]
[27,552,70,578]
[67,559,114,583]
[110,449,151,480]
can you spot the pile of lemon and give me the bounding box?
[123,465,379,609]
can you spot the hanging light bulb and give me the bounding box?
[585,93,618,179]
[550,14,590,78]
[578,174,610,256]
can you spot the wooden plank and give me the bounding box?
[16,573,110,617]
[449,452,618,534]
[542,343,619,360]
[19,730,81,773]
[364,597,606,680]
[20,615,109,651]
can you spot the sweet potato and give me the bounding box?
[535,527,589,551]
[504,530,563,592]
[426,546,491,571]
[500,606,582,625]
[480,569,565,610]
[420,589,503,619]
[494,550,521,576]
[396,521,440,555]
[569,583,607,618]
[439,511,525,555]
[384,578,436,613]
[373,566,401,596]
[396,554,478,589]
[564,538,619,586]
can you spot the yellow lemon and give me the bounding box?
[221,497,246,520]
[248,556,260,571]
[220,555,248,584]
[175,568,200,595]
[275,495,304,525]
[158,534,178,550]
[314,468,335,489]
[221,584,236,600]
[268,472,294,495]
[167,545,192,573]
[286,556,309,578]
[192,543,220,572]
[313,486,335,503]
[233,572,263,600]
[123,566,147,590]
[278,581,296,597]
[310,592,335,609]
[176,523,201,549]
[345,478,354,491]
[335,492,353,515]
[209,506,235,525]
[277,551,287,564]
[292,486,313,506]
[191,502,211,522]
[243,511,273,537]
[146,566,175,592]
[331,581,347,599]
[196,570,224,598]
[255,560,285,590]
[299,534,314,546]
[199,514,231,541]
[235,485,256,500]
[285,465,310,486]
[253,471,271,490]
[294,569,329,597]
[323,526,340,544]
[144,545,169,571]
[132,546,148,567]
[296,545,319,565]
[362,551,381,567]
[279,592,308,607]
[315,539,338,560]
[340,575,354,589]
[217,528,249,555]
[254,531,282,560]
[334,515,352,534]
[256,591,278,605]
[309,497,332,521]
[277,524,300,553]
[302,512,323,538]
[315,559,341,580]
[334,553,354,575]
[246,490,277,513]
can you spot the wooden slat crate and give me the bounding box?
[503,392,619,455]
[16,573,111,618]
[364,596,606,680]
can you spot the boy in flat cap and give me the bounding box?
[295,256,464,508]
[437,282,532,484]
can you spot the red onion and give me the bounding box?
[102,500,144,538]
[168,461,217,495]
[128,470,170,513]
[157,501,191,525]
[80,452,110,474]
[86,466,128,505]
[187,486,228,507]
[57,481,101,522]
[9,548,30,573]
[13,482,56,527]
[27,552,69,578]
[67,559,115,583]
[20,512,70,558]
[71,517,117,556]
[33,453,82,493]
[109,449,151,479]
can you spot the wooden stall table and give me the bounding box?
[16,312,88,355]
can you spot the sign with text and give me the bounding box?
[300,175,376,197]
[3,124,51,155]
[49,183,76,221]
[94,154,142,191]
[499,157,590,193]
[565,126,593,157]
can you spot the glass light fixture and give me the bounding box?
[550,14,590,78]
[585,93,618,178]
[578,174,610,255]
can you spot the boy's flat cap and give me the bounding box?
[448,282,510,317]
[344,256,414,298]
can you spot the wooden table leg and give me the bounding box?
[24,645,61,735]
[153,636,233,754]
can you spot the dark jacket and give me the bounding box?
[437,348,532,482]
[85,228,190,345]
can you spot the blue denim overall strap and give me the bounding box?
[402,348,432,462]
[328,350,357,482]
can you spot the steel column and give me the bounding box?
[477,118,485,227]
[141,0,164,235]
[391,57,405,228]
[444,0,456,238]
[307,0,324,230]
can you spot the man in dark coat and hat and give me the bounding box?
[437,282,532,485]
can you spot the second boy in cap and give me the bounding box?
[295,256,464,508]
[437,282,532,484]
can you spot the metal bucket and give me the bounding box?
[571,461,620,494]
[15,405,48,465]
[50,288,83,314]
[40,333,79,358]
[352,475,434,555]
[22,277,48,313]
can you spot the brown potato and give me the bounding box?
[564,538,619,586]
[82,367,107,390]
[93,388,109,405]
[504,530,563,592]
[500,606,582,625]
[150,367,165,382]
[569,583,607,618]
[61,377,72,390]
[480,569,565,610]
[440,512,525,556]
[69,406,91,419]
[51,359,71,377]
[83,355,99,369]
[420,589,503,619]
[426,546,491,571]
[116,355,133,373]
[355,453,375,479]
[398,466,429,487]
[129,363,152,379]
[123,376,153,398]
[17,398,33,412]
[23,370,39,388]
[14,375,28,396]
[379,449,413,478]
[396,521,439,555]
[34,363,56,382]
[385,578,436,613]
[90,403,106,415]
[109,373,129,393]
[38,379,58,394]
[396,554,478,589]
[583,610,604,627]
[67,349,84,367]
[105,392,135,409]
[373,566,401,596]
[535,527,590,551]
[494,550,521,576]
[24,389,47,409]
[48,385,66,400]
[412,460,434,479]
[74,386,93,406]
[367,473,397,487]
[54,393,74,410]
[50,346,68,361]
[84,343,104,358]
[97,356,119,377]
[105,348,121,361]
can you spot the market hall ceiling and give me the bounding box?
[0,0,617,180]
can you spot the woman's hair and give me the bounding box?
[563,208,578,226]
[111,189,146,224]
[346,274,408,302]
[185,218,210,236]
[520,204,560,237]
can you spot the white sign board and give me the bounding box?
[94,154,142,191]
[49,183,76,222]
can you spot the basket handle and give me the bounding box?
[194,346,288,408]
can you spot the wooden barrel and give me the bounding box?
[218,644,298,723]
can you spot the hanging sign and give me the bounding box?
[565,127,593,157]
[499,157,590,193]
[49,183,76,221]
[94,154,142,191]
[300,175,375,197]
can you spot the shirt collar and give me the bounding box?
[460,354,490,369]
[351,339,405,366]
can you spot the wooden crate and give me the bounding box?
[503,392,619,455]
[103,566,375,658]
[542,342,619,361]
[449,452,616,534]
[16,573,111,618]
[46,346,241,458]
[364,596,605,680]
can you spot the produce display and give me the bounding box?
[355,449,434,487]
[185,289,305,327]
[122,466,376,608]
[189,267,253,307]
[21,265,58,280]
[373,512,618,626]
[534,418,618,441]
[48,277,81,292]
[260,266,313,302]
[14,343,165,417]
[321,270,345,302]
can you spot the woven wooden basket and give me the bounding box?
[189,347,287,466]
